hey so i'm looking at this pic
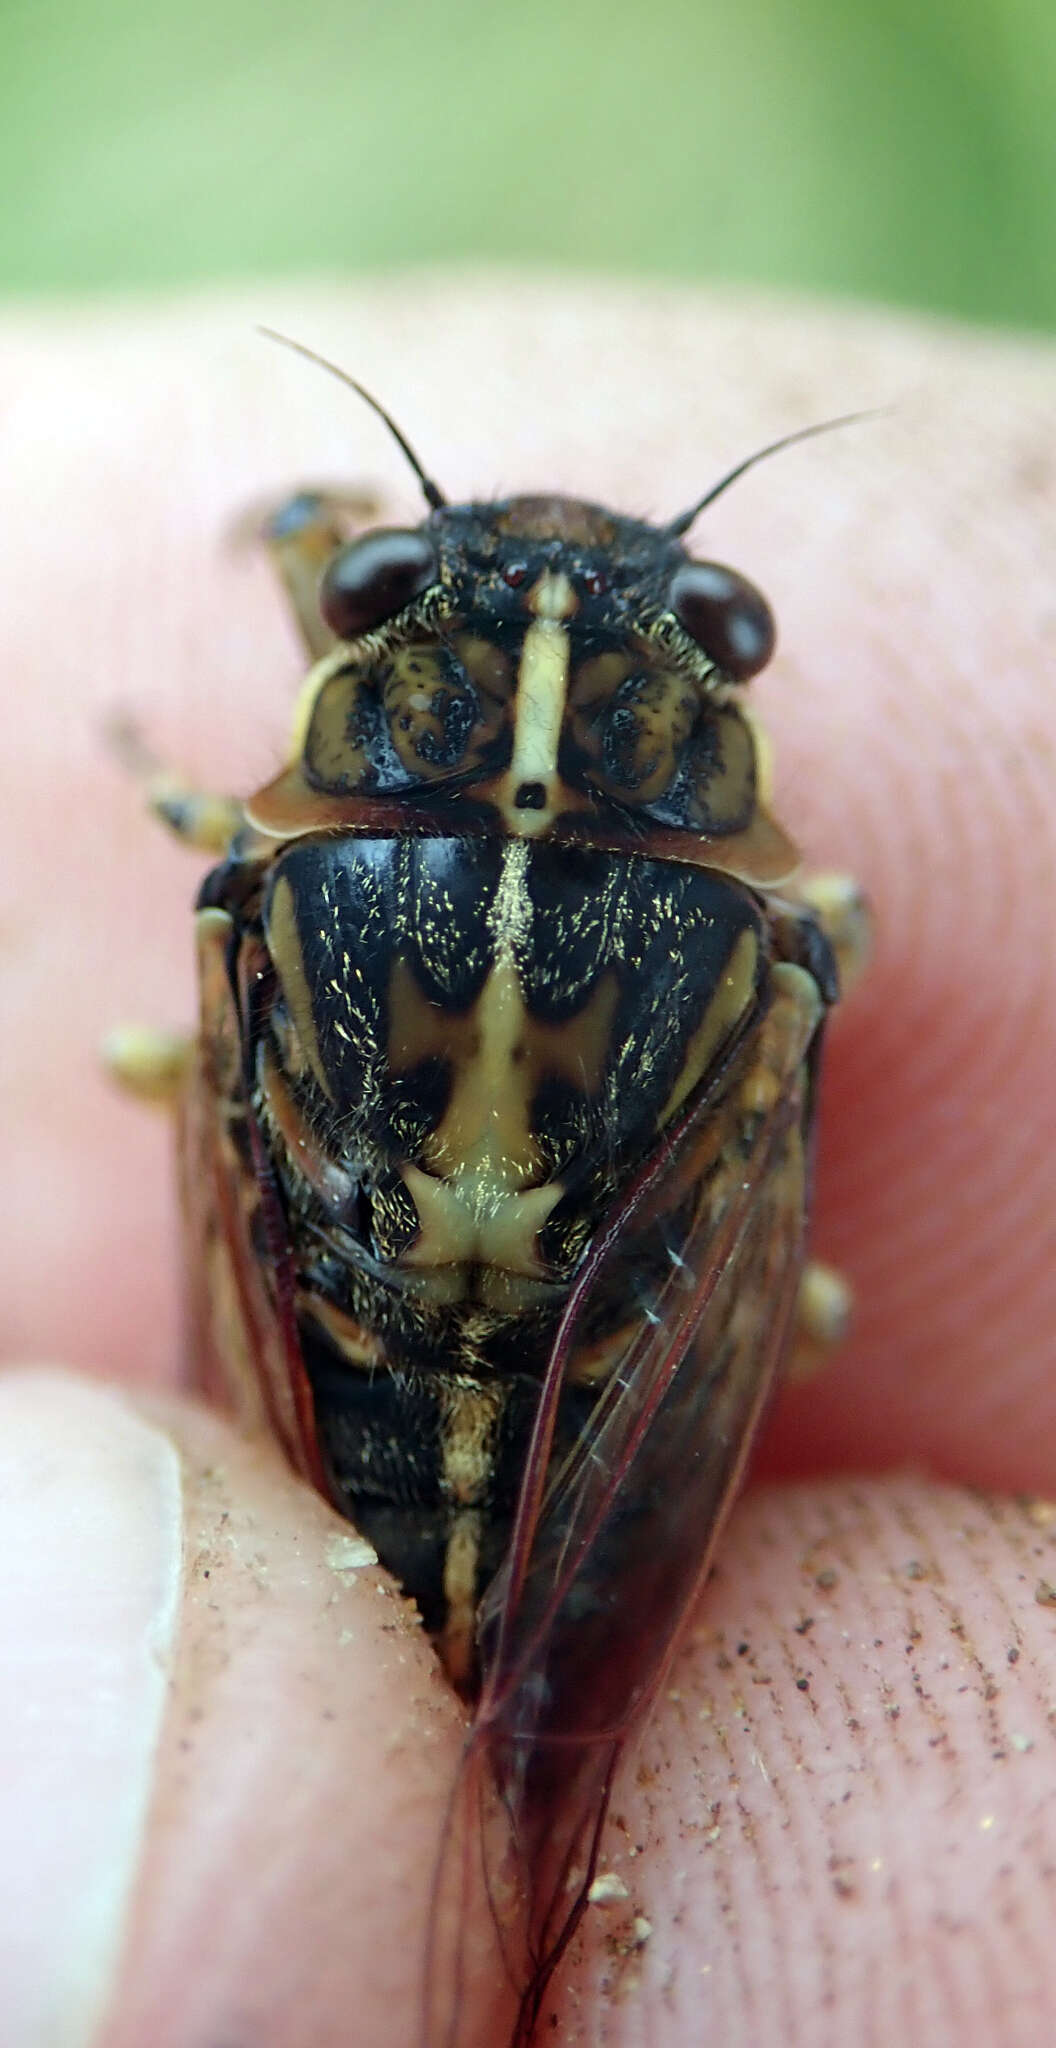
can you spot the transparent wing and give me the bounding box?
[426,964,823,2045]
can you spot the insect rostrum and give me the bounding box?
[140,397,861,2044]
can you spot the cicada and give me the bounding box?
[112,340,869,2047]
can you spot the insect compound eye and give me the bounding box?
[319,528,439,640]
[668,560,776,681]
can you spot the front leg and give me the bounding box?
[768,870,871,1002]
[231,485,380,661]
[109,483,384,854]
[791,871,872,998]
[107,716,243,854]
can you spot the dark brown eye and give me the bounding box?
[669,560,775,681]
[319,528,439,639]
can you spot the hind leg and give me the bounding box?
[774,876,869,1384]
[102,1024,192,1107]
[786,1258,854,1383]
[783,873,870,1378]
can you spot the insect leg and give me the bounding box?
[102,1024,191,1106]
[107,715,243,853]
[230,486,380,659]
[793,872,872,996]
[785,1257,854,1382]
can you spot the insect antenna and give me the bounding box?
[666,407,885,536]
[257,325,448,511]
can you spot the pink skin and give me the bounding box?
[0,284,1054,2046]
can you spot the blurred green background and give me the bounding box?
[2,0,1054,330]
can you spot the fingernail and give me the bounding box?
[0,1368,182,2048]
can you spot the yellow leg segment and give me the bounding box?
[228,485,380,661]
[795,872,873,997]
[107,716,243,854]
[785,1258,854,1383]
[102,1025,192,1108]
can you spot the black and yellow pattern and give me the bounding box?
[175,487,842,1704]
[97,448,874,2043]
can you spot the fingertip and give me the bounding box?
[557,1475,1056,2044]
[99,1386,467,2048]
[0,1368,183,2048]
[0,1367,470,2048]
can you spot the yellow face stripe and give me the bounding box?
[488,569,576,835]
[508,617,569,789]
